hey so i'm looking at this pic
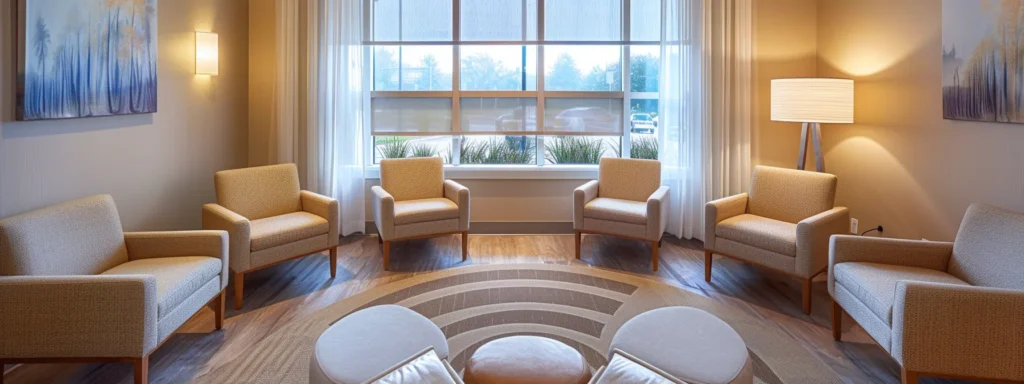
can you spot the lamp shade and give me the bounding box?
[195,31,219,76]
[771,78,853,124]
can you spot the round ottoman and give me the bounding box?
[463,336,591,384]
[309,305,448,384]
[609,307,753,384]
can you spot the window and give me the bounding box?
[365,0,665,167]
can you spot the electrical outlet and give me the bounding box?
[850,218,859,234]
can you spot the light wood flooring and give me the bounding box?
[3,234,976,383]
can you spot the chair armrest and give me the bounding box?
[301,190,340,246]
[124,230,229,290]
[795,207,849,278]
[0,275,158,358]
[893,282,1024,381]
[704,193,748,250]
[574,180,599,229]
[828,236,953,296]
[444,180,471,231]
[646,186,670,241]
[371,186,396,241]
[202,204,252,273]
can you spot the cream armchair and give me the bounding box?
[574,158,669,271]
[705,166,848,314]
[0,195,228,384]
[372,157,470,271]
[829,204,1024,384]
[203,164,339,309]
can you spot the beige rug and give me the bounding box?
[196,264,841,383]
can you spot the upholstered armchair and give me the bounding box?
[372,157,470,271]
[203,164,339,309]
[829,204,1024,384]
[0,195,228,384]
[705,165,848,314]
[574,158,669,271]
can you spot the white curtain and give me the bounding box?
[660,0,752,241]
[270,0,366,236]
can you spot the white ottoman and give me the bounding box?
[609,307,753,384]
[310,305,449,384]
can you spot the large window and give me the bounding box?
[366,0,663,166]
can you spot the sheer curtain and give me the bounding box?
[660,0,752,241]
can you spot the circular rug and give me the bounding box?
[196,264,841,383]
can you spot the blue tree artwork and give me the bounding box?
[16,0,158,121]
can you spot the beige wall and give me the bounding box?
[248,0,274,167]
[753,0,819,168]
[818,0,1024,241]
[0,0,249,230]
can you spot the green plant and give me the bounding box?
[376,137,409,159]
[458,137,535,164]
[630,135,659,160]
[410,143,439,158]
[545,136,604,164]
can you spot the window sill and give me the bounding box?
[363,165,599,180]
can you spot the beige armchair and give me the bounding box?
[0,195,228,384]
[705,165,848,314]
[372,157,470,271]
[574,158,669,271]
[203,164,340,309]
[829,204,1024,384]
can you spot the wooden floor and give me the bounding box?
[3,234,975,384]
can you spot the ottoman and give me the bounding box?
[310,305,449,384]
[609,307,753,384]
[463,336,591,384]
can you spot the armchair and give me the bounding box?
[705,165,848,314]
[203,163,340,309]
[829,204,1024,383]
[574,158,669,271]
[372,157,470,271]
[0,195,228,384]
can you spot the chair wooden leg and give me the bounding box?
[831,299,842,341]
[329,247,338,278]
[651,240,659,271]
[134,355,149,384]
[383,241,391,271]
[378,235,383,244]
[233,272,244,310]
[901,368,919,384]
[461,231,468,261]
[802,278,812,315]
[704,250,713,283]
[574,231,581,259]
[209,289,225,331]
[1,360,6,384]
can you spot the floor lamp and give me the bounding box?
[770,78,854,172]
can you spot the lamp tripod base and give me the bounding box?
[797,122,824,172]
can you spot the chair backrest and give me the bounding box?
[748,166,837,224]
[380,157,444,201]
[949,204,1024,290]
[215,164,302,220]
[598,158,662,202]
[0,195,128,276]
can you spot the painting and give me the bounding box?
[15,0,158,121]
[942,0,1024,123]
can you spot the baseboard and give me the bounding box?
[364,221,574,235]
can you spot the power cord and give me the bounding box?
[860,225,884,236]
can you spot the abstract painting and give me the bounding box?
[16,0,158,121]
[942,0,1024,123]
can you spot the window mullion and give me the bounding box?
[452,0,461,152]
[537,0,546,161]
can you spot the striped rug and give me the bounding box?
[196,264,841,383]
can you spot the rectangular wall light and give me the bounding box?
[195,31,219,76]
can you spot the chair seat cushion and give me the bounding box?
[102,256,222,319]
[715,214,797,256]
[394,198,459,225]
[833,262,970,324]
[584,197,648,225]
[250,212,329,251]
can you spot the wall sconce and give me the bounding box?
[195,31,219,76]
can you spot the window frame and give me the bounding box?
[362,0,671,177]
